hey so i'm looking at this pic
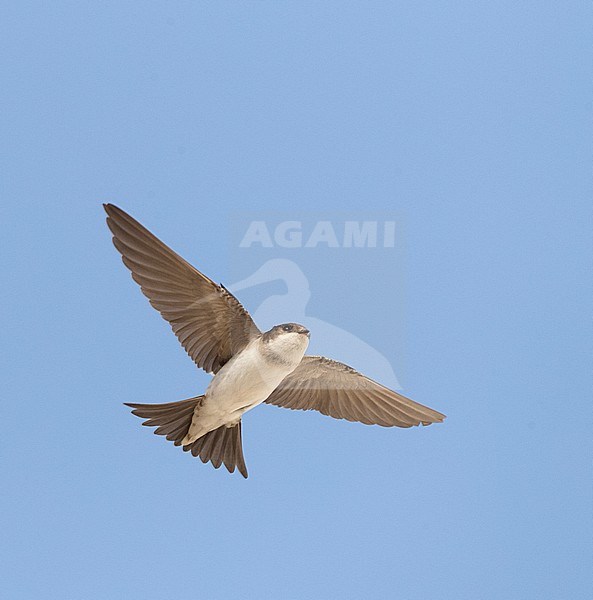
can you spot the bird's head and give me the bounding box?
[262,323,310,363]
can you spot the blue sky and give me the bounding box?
[1,2,591,599]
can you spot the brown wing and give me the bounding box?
[265,356,446,427]
[105,204,260,374]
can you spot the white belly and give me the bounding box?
[199,343,301,431]
[182,331,309,445]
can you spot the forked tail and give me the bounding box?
[125,397,248,478]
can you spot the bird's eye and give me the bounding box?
[282,325,292,332]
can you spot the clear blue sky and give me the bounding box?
[1,2,591,599]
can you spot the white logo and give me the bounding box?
[239,221,396,248]
[229,258,401,390]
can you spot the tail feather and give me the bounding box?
[124,397,248,478]
[185,422,248,478]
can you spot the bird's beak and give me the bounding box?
[300,328,310,338]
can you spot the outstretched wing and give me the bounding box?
[105,204,260,374]
[265,356,446,427]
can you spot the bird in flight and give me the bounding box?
[105,205,446,478]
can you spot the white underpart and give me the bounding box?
[182,331,309,445]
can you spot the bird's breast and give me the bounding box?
[204,342,301,416]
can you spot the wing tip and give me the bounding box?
[103,202,119,213]
[104,203,128,223]
[421,412,447,426]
